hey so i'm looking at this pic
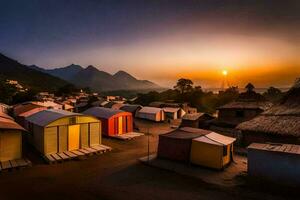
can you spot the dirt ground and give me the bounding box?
[0,119,298,200]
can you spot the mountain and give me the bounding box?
[0,53,72,92]
[37,64,162,92]
[47,64,83,81]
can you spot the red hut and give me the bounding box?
[83,107,133,136]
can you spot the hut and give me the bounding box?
[157,127,210,162]
[83,107,133,136]
[181,113,215,129]
[136,106,165,122]
[111,103,125,110]
[212,84,271,129]
[162,107,186,120]
[0,113,26,162]
[237,79,300,146]
[13,102,46,117]
[190,132,236,169]
[104,101,117,109]
[24,109,101,155]
[16,107,47,127]
[0,103,10,114]
[120,104,142,116]
[149,101,165,108]
[248,143,300,185]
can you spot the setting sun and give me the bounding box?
[222,70,228,76]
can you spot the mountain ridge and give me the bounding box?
[33,63,162,92]
[0,53,71,92]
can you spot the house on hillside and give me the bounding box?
[136,106,165,122]
[237,80,300,146]
[83,107,133,136]
[211,83,272,134]
[24,109,102,156]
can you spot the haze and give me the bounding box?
[1,0,299,88]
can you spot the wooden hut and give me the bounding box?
[162,107,186,120]
[237,81,300,146]
[212,84,271,129]
[120,104,142,116]
[83,107,133,136]
[136,106,165,122]
[0,113,25,162]
[15,107,47,127]
[25,109,101,155]
[0,103,10,114]
[157,127,210,162]
[190,132,236,169]
[111,103,125,110]
[248,143,300,185]
[181,113,215,129]
[13,102,46,117]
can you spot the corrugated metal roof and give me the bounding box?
[83,107,125,119]
[203,132,236,145]
[163,107,180,113]
[26,109,83,127]
[120,104,142,113]
[248,143,300,155]
[138,106,162,114]
[0,117,25,131]
[18,107,47,117]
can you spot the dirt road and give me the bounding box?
[0,121,297,200]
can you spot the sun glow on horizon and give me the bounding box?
[222,70,228,76]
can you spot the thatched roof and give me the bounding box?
[182,113,204,121]
[237,80,300,137]
[218,101,272,110]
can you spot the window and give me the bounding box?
[69,117,76,125]
[235,110,244,118]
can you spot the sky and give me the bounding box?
[0,0,299,88]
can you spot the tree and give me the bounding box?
[55,84,78,96]
[174,78,193,94]
[245,83,255,92]
[263,87,283,103]
[0,80,17,104]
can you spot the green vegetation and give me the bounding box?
[263,87,284,103]
[0,79,38,104]
[0,53,73,93]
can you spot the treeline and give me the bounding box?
[134,78,284,114]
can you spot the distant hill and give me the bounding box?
[0,53,72,92]
[35,64,162,92]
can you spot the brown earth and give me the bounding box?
[0,119,298,200]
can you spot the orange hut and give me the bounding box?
[83,107,133,136]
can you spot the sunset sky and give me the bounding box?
[1,0,299,88]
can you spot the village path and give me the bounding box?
[0,120,297,200]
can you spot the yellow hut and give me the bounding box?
[190,132,236,169]
[0,112,25,162]
[25,109,102,156]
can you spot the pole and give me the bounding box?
[147,127,150,163]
